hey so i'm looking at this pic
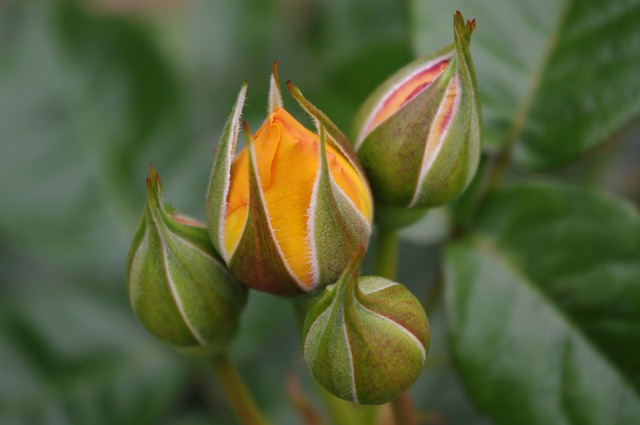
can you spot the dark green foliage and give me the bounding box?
[1,0,639,424]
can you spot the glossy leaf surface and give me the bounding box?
[446,183,640,424]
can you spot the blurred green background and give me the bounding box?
[1,0,638,424]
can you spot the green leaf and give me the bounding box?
[0,0,190,265]
[409,301,494,425]
[445,183,640,424]
[411,0,640,168]
[398,207,451,246]
[0,281,186,425]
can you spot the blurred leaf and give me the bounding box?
[411,0,640,168]
[229,291,304,423]
[410,301,494,425]
[324,41,413,132]
[0,281,186,425]
[172,412,218,425]
[445,183,640,424]
[0,0,190,266]
[316,0,407,60]
[398,207,450,246]
[308,0,412,133]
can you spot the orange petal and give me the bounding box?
[225,107,371,288]
[260,109,320,286]
[326,148,372,222]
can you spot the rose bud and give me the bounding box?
[351,12,481,220]
[126,165,247,356]
[206,64,373,296]
[302,246,429,405]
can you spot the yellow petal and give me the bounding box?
[225,107,371,288]
[326,149,372,222]
[259,108,320,286]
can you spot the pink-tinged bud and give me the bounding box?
[207,64,373,296]
[351,12,481,220]
[126,166,247,357]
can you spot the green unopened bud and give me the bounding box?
[127,166,247,357]
[207,64,373,296]
[352,12,481,215]
[302,247,429,405]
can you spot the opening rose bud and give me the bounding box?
[351,12,481,214]
[126,165,248,357]
[361,59,451,138]
[207,65,373,296]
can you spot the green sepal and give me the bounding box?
[410,12,481,207]
[346,277,429,404]
[303,247,429,405]
[206,82,248,261]
[128,166,248,357]
[228,123,305,296]
[268,61,283,114]
[312,127,372,285]
[287,80,373,205]
[303,284,358,402]
[303,247,364,402]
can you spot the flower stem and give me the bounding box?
[374,227,398,280]
[210,353,272,425]
[373,227,417,425]
[316,383,369,425]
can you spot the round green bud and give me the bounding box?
[302,247,429,405]
[127,165,248,357]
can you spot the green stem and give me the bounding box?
[374,227,417,425]
[316,384,367,425]
[210,353,272,425]
[374,227,399,280]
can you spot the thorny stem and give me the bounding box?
[374,227,417,425]
[210,353,273,425]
